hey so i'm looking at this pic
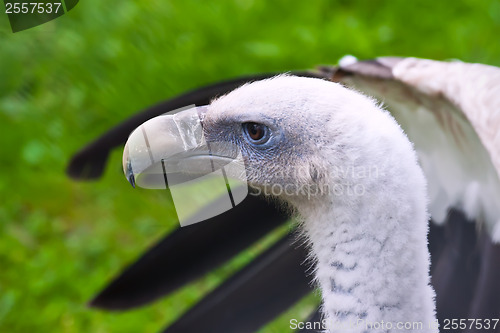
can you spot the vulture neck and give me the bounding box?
[298,151,438,332]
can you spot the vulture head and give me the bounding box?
[122,74,436,331]
[124,75,424,214]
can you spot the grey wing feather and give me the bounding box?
[328,57,500,240]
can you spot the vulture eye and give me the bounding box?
[242,122,269,144]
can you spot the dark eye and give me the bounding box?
[243,122,269,144]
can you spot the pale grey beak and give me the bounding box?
[122,106,248,226]
[123,106,208,189]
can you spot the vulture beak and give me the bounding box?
[122,106,208,189]
[122,106,248,226]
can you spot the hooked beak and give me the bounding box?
[122,106,242,189]
[122,105,248,226]
[122,106,203,189]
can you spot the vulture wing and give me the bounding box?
[89,196,288,310]
[331,57,500,235]
[162,233,312,333]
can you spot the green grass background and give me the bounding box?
[1,0,500,332]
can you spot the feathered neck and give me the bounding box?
[295,109,438,332]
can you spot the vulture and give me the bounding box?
[67,57,500,333]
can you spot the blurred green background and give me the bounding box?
[1,0,499,332]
